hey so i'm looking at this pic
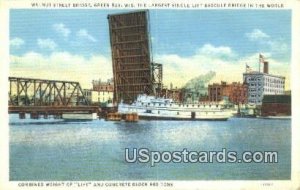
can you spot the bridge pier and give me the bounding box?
[43,113,49,119]
[54,113,62,119]
[30,112,39,119]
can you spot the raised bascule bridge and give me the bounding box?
[108,10,162,104]
[8,77,99,119]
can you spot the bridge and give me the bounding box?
[8,77,100,118]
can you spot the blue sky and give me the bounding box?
[9,9,291,88]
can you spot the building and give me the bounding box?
[208,81,248,104]
[208,81,227,102]
[261,95,291,116]
[108,10,155,103]
[284,90,291,95]
[83,79,114,105]
[159,87,183,103]
[243,55,285,105]
[92,79,114,92]
[223,82,248,104]
[243,72,285,105]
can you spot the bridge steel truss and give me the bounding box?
[152,62,163,93]
[8,77,89,106]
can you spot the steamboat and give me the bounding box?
[118,94,233,121]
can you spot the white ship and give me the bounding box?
[118,94,233,121]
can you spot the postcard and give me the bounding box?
[1,0,300,189]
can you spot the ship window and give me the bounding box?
[159,103,161,106]
[177,112,179,115]
[148,103,150,106]
[198,105,200,107]
[158,111,160,114]
[192,105,194,107]
[146,110,152,113]
[216,105,219,108]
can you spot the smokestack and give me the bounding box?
[263,61,269,74]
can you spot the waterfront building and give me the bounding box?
[243,72,285,105]
[208,81,227,102]
[208,81,248,105]
[243,55,285,105]
[223,82,248,104]
[92,79,114,92]
[261,95,291,116]
[284,90,291,95]
[83,79,114,104]
[158,87,183,103]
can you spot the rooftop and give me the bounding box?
[243,71,285,79]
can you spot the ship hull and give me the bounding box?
[138,115,228,121]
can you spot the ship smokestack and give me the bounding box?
[263,61,269,74]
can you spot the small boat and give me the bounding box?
[105,112,122,121]
[118,94,232,121]
[124,113,139,122]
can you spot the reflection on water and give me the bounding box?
[9,114,291,180]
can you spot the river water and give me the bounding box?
[9,114,290,180]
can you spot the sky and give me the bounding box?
[9,9,291,89]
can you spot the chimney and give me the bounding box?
[263,61,269,74]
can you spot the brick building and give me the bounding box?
[158,88,183,103]
[92,79,114,92]
[208,81,227,102]
[208,81,248,104]
[223,82,248,104]
[261,95,291,116]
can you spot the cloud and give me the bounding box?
[245,29,290,61]
[154,43,290,90]
[197,43,236,59]
[267,40,288,54]
[53,23,70,38]
[10,37,25,49]
[76,29,97,42]
[245,29,270,41]
[37,38,57,50]
[10,51,112,88]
